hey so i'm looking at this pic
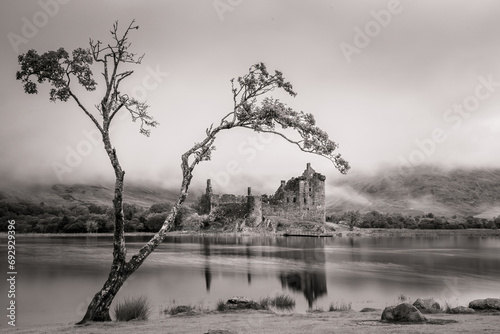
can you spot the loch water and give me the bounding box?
[3,234,500,327]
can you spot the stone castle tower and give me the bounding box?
[264,163,326,222]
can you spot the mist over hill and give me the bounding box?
[327,166,500,218]
[0,183,183,209]
[1,166,500,218]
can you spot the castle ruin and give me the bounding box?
[204,163,326,224]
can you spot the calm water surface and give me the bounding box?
[2,234,500,328]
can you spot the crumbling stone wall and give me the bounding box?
[247,195,262,225]
[262,163,325,222]
[204,163,326,225]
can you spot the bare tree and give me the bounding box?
[17,21,350,324]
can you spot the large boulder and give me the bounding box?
[413,298,441,314]
[450,306,475,314]
[469,298,500,311]
[381,303,427,323]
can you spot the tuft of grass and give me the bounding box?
[270,293,295,311]
[328,300,352,312]
[216,299,227,312]
[114,296,152,322]
[258,296,271,310]
[397,294,408,303]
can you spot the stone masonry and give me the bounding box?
[204,163,326,224]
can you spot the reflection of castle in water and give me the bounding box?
[277,238,327,308]
[280,271,327,308]
[200,236,327,308]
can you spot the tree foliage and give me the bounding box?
[185,63,350,173]
[16,20,157,137]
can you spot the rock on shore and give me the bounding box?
[468,298,500,311]
[450,306,475,314]
[381,303,427,323]
[413,298,441,314]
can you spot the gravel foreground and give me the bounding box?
[2,310,499,334]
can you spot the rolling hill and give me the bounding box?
[327,166,500,218]
[1,166,499,218]
[0,183,182,209]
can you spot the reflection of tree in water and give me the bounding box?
[277,238,327,308]
[203,239,212,291]
[246,244,252,285]
[202,238,254,292]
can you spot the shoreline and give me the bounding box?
[3,309,500,334]
[4,228,500,238]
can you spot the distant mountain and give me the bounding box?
[326,166,500,218]
[0,182,182,209]
[2,166,500,218]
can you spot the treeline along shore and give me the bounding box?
[0,198,499,234]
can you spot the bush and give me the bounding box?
[210,203,248,224]
[216,299,227,312]
[149,203,171,213]
[113,296,152,321]
[192,194,211,214]
[258,296,271,309]
[144,213,168,232]
[63,221,86,233]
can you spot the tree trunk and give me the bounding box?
[76,264,131,324]
[76,131,204,324]
[77,131,129,324]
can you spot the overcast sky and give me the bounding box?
[1,0,500,194]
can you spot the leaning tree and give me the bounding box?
[17,21,349,324]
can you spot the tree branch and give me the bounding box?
[68,90,104,134]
